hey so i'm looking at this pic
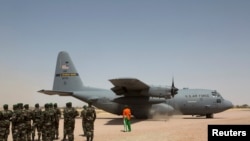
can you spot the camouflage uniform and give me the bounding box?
[53,103,61,139]
[80,105,87,136]
[48,103,56,140]
[11,104,18,141]
[85,102,96,141]
[1,104,13,141]
[0,111,6,141]
[12,103,26,141]
[41,103,55,141]
[32,103,42,141]
[23,104,33,141]
[62,102,79,141]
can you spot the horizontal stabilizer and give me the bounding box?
[38,89,73,96]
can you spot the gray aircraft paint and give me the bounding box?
[165,89,233,117]
[38,51,233,119]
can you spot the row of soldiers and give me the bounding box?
[0,103,61,141]
[0,102,96,141]
[80,102,96,141]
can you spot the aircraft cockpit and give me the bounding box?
[211,90,224,103]
[211,90,222,98]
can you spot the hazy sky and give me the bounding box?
[0,0,249,107]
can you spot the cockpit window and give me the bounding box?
[217,92,224,100]
[216,99,221,103]
[212,92,217,97]
[212,91,218,97]
[212,91,222,98]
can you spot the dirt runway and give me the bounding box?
[9,108,250,141]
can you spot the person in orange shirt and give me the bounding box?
[122,105,131,132]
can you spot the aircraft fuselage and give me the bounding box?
[72,87,233,119]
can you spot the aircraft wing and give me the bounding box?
[38,89,73,96]
[109,78,149,96]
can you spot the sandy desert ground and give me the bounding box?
[9,108,250,141]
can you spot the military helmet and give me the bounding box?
[45,103,49,108]
[35,103,39,108]
[66,102,72,107]
[83,105,87,109]
[18,103,23,109]
[13,104,18,110]
[54,103,58,107]
[88,101,93,107]
[88,101,93,104]
[24,104,29,109]
[48,103,53,107]
[3,104,8,109]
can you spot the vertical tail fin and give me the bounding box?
[53,51,84,92]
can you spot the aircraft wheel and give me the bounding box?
[206,114,214,118]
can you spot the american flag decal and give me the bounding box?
[61,64,69,70]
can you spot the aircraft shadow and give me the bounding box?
[182,117,225,119]
[103,118,143,125]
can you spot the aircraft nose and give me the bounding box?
[224,100,233,110]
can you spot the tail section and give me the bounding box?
[52,51,84,92]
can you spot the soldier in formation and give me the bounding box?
[85,102,96,141]
[40,103,54,141]
[32,103,42,141]
[80,105,87,136]
[0,103,58,141]
[62,102,79,141]
[13,103,27,140]
[0,102,90,141]
[23,104,33,141]
[1,104,13,141]
[31,103,61,141]
[54,103,61,139]
[0,111,5,140]
[12,104,18,141]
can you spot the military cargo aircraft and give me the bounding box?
[38,51,233,119]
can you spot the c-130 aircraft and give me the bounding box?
[38,51,233,119]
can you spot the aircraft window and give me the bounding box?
[216,93,223,99]
[212,91,217,97]
[216,99,221,103]
[212,91,223,98]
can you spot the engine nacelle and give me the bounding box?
[141,87,172,98]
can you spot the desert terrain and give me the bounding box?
[9,108,250,141]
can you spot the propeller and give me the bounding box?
[170,77,178,97]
